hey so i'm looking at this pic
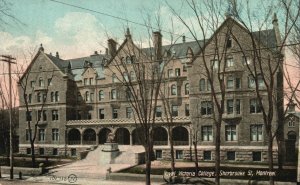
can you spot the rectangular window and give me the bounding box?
[242,56,251,65]
[172,105,178,117]
[30,81,35,88]
[203,151,212,160]
[202,126,213,141]
[235,78,241,89]
[226,76,234,89]
[201,101,213,115]
[210,59,219,69]
[28,94,32,104]
[38,110,47,121]
[77,110,82,120]
[48,78,52,86]
[53,148,58,156]
[250,125,263,141]
[39,148,44,155]
[155,106,162,117]
[26,148,31,155]
[84,78,88,85]
[185,104,190,116]
[26,129,30,141]
[26,111,32,122]
[156,150,162,159]
[99,109,105,119]
[175,150,183,159]
[236,99,241,114]
[89,78,94,85]
[52,110,59,121]
[226,58,233,67]
[52,128,59,141]
[90,92,94,102]
[168,69,173,78]
[38,129,45,141]
[252,151,262,161]
[87,111,92,120]
[111,89,117,100]
[112,108,118,119]
[126,107,133,118]
[183,65,187,72]
[248,76,255,88]
[71,148,77,156]
[225,125,237,141]
[227,99,234,114]
[227,151,236,161]
[175,68,181,76]
[250,99,262,113]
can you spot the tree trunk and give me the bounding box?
[215,123,221,185]
[169,129,175,172]
[30,141,36,167]
[145,144,152,185]
[268,132,274,185]
[193,141,198,176]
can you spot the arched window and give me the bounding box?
[112,73,117,83]
[130,71,135,81]
[111,89,117,100]
[51,92,54,102]
[199,78,206,91]
[39,78,44,87]
[126,56,132,64]
[55,91,59,102]
[99,90,104,101]
[123,72,129,81]
[185,83,190,95]
[37,92,41,102]
[171,84,177,95]
[85,91,90,101]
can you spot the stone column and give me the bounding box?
[130,133,133,146]
[96,133,99,145]
[80,134,83,145]
[167,128,171,146]
[189,127,193,147]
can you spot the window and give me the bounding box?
[226,36,232,48]
[42,93,47,102]
[28,94,32,104]
[250,125,263,141]
[84,78,88,85]
[185,104,190,116]
[227,151,236,161]
[30,81,35,88]
[248,75,255,88]
[202,126,213,141]
[201,101,213,115]
[48,78,52,86]
[183,65,187,72]
[55,91,59,102]
[38,110,47,121]
[242,56,251,65]
[39,148,44,155]
[168,69,173,78]
[112,108,118,119]
[210,59,219,69]
[26,111,32,121]
[252,151,262,161]
[38,129,45,141]
[52,128,59,141]
[207,80,211,91]
[226,57,234,67]
[111,89,117,100]
[226,76,234,89]
[37,92,41,102]
[77,92,82,102]
[236,99,241,114]
[52,110,59,121]
[185,83,190,95]
[53,148,58,156]
[126,107,133,118]
[99,90,104,101]
[171,84,177,95]
[89,78,94,85]
[51,92,54,102]
[203,151,212,160]
[175,68,181,76]
[126,56,132,64]
[71,148,77,156]
[112,73,117,83]
[235,78,241,89]
[90,92,94,102]
[227,99,234,114]
[130,71,135,81]
[257,75,264,89]
[123,72,129,82]
[26,148,31,155]
[175,150,183,159]
[156,150,162,159]
[155,106,162,117]
[288,117,295,127]
[225,125,237,141]
[77,110,82,120]
[85,91,90,101]
[87,111,92,120]
[199,78,206,91]
[172,105,178,117]
[99,109,105,119]
[38,78,44,87]
[26,129,30,141]
[250,99,262,113]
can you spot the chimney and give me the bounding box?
[39,43,44,52]
[272,13,282,47]
[94,51,98,55]
[56,52,59,58]
[153,31,162,61]
[182,35,186,43]
[287,99,296,113]
[108,39,117,57]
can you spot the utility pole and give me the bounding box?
[0,55,16,179]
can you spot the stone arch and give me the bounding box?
[68,128,81,145]
[115,127,130,145]
[99,128,111,144]
[82,128,96,145]
[153,126,168,145]
[172,126,189,145]
[286,131,297,162]
[287,131,297,140]
[132,127,144,145]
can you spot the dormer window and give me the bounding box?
[226,36,232,48]
[112,73,117,83]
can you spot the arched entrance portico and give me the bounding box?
[172,126,189,146]
[153,127,168,145]
[286,131,297,162]
[115,127,130,145]
[82,128,96,145]
[99,128,111,144]
[68,128,81,145]
[132,128,144,145]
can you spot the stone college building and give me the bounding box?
[18,16,296,165]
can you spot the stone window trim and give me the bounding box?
[201,125,213,141]
[185,83,190,95]
[199,78,206,92]
[52,110,59,121]
[171,84,177,96]
[225,124,237,141]
[250,124,263,142]
[52,128,59,141]
[38,128,45,141]
[250,98,262,114]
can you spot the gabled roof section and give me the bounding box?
[45,54,69,72]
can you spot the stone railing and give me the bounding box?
[66,116,191,125]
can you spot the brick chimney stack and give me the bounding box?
[153,31,162,61]
[108,39,117,57]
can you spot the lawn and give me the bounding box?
[0,157,72,168]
